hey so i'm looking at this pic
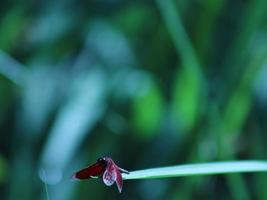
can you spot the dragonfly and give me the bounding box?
[72,157,129,193]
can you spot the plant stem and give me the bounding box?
[123,161,267,180]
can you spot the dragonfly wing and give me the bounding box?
[115,168,123,193]
[102,163,116,186]
[73,162,105,180]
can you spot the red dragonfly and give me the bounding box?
[72,157,129,193]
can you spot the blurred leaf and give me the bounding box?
[27,8,75,45]
[40,68,107,183]
[0,51,27,84]
[156,0,203,75]
[172,67,200,132]
[18,66,63,137]
[222,0,267,80]
[87,20,135,67]
[218,46,267,200]
[0,7,27,51]
[132,77,163,139]
[223,89,251,135]
[157,0,205,133]
[194,0,225,63]
[114,3,155,36]
[223,45,267,136]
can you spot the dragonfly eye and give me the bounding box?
[97,157,106,163]
[97,157,108,168]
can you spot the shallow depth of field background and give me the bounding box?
[1,0,267,199]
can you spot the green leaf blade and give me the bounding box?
[123,161,267,180]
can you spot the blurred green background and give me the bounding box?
[1,0,267,199]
